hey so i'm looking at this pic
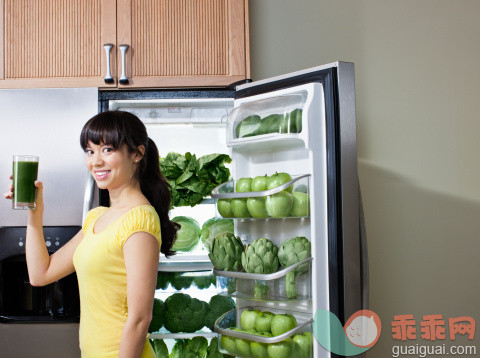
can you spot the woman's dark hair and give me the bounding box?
[80,110,178,257]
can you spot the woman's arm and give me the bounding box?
[7,180,82,286]
[119,231,159,358]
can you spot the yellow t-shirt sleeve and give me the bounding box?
[82,207,107,234]
[116,206,162,248]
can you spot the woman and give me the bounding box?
[5,111,178,358]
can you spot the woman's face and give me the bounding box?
[84,141,140,190]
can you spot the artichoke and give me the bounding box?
[242,238,279,274]
[242,238,279,300]
[209,233,244,271]
[278,236,312,299]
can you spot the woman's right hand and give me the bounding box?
[3,175,13,199]
[4,176,45,217]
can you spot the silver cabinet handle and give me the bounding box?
[119,44,129,85]
[103,43,114,84]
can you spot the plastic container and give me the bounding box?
[211,174,310,219]
[214,307,313,358]
[227,93,307,142]
[215,258,312,302]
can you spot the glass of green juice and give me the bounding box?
[12,155,39,210]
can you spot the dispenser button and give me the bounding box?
[18,242,24,247]
[46,241,51,247]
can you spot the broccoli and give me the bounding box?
[194,273,216,289]
[149,339,169,358]
[206,337,228,358]
[170,337,208,358]
[156,272,174,290]
[164,293,208,333]
[148,298,165,333]
[204,295,236,331]
[171,272,194,291]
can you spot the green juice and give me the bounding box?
[13,160,38,207]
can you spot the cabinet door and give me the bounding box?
[0,0,116,88]
[117,0,248,88]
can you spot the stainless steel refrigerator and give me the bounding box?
[0,87,98,358]
[103,62,367,358]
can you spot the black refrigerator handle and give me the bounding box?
[359,185,369,310]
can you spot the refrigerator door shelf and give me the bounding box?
[214,258,312,302]
[215,308,313,356]
[227,93,307,142]
[212,175,310,219]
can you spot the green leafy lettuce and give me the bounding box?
[160,152,231,207]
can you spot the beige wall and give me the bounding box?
[249,0,480,356]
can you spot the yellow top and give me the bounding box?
[73,205,162,358]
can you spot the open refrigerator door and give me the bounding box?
[104,61,364,358]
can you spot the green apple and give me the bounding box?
[271,314,297,336]
[231,198,251,218]
[265,192,293,218]
[240,309,261,331]
[236,177,252,192]
[247,197,268,218]
[236,331,254,357]
[267,172,293,193]
[267,338,294,358]
[290,192,310,217]
[293,332,312,358]
[221,328,241,354]
[217,199,233,218]
[250,332,272,358]
[251,175,269,191]
[254,311,275,333]
[294,184,308,193]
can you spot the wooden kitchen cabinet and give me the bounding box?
[0,0,117,88]
[0,0,249,89]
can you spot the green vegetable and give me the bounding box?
[193,273,215,289]
[241,238,279,274]
[204,295,236,331]
[171,272,194,291]
[206,337,228,358]
[278,236,312,299]
[209,233,244,271]
[236,115,262,138]
[164,293,208,333]
[156,272,174,290]
[148,298,165,333]
[257,114,283,135]
[170,337,209,358]
[159,152,231,208]
[150,339,169,358]
[254,281,270,300]
[171,216,201,252]
[200,218,234,252]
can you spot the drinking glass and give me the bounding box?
[12,155,39,210]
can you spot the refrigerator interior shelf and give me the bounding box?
[159,254,213,272]
[214,308,313,344]
[212,174,310,199]
[213,258,312,280]
[148,330,217,340]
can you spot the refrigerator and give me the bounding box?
[102,61,366,358]
[0,87,98,358]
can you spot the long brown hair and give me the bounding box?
[80,110,178,256]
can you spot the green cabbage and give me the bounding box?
[200,218,234,253]
[171,216,201,252]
